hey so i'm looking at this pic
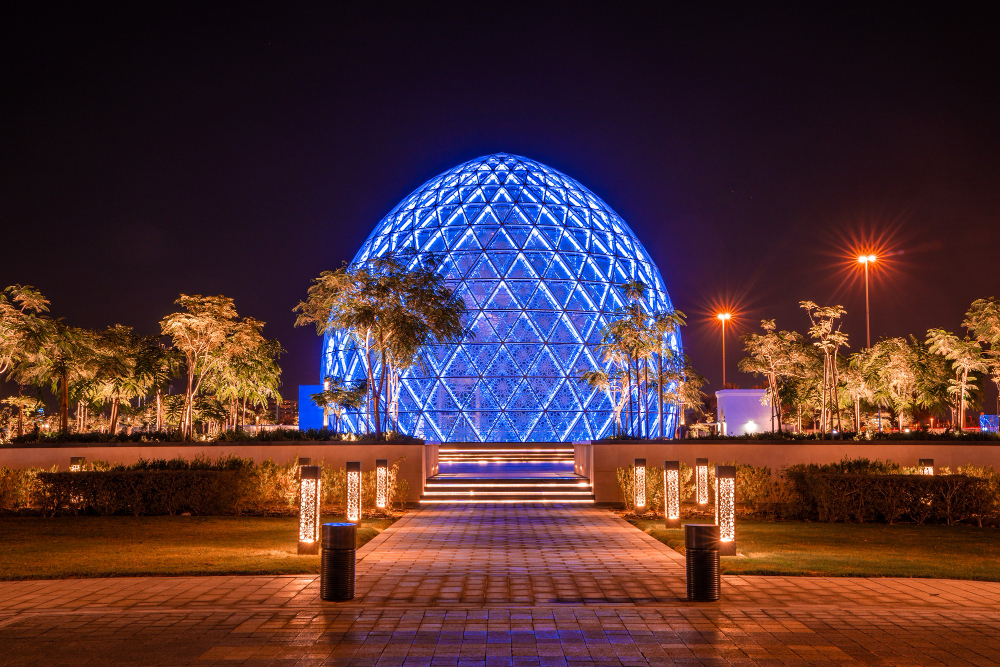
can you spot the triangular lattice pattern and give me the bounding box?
[323,153,682,442]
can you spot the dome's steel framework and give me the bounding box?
[323,153,681,442]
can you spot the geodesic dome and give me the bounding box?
[323,153,681,442]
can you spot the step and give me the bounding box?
[420,475,594,504]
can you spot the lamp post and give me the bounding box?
[715,465,736,556]
[346,461,361,523]
[858,254,880,431]
[857,255,877,348]
[716,313,731,387]
[375,459,388,510]
[695,457,709,506]
[663,461,680,527]
[298,465,322,554]
[633,458,646,512]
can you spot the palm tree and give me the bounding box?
[927,329,986,430]
[295,251,467,438]
[800,302,849,434]
[964,297,1000,416]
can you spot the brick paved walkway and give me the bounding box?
[2,505,999,665]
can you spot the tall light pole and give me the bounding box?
[717,312,731,387]
[857,254,878,429]
[857,254,877,348]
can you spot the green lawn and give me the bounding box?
[0,514,395,580]
[629,517,1000,581]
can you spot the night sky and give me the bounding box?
[4,3,999,403]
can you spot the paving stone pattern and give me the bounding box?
[1,505,999,666]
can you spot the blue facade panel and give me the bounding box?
[297,384,324,430]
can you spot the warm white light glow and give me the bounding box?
[376,459,388,509]
[69,457,85,472]
[857,254,877,264]
[346,462,361,522]
[665,468,680,521]
[716,470,735,543]
[298,478,321,544]
[696,460,709,505]
[919,459,935,476]
[716,312,731,321]
[420,499,595,504]
[634,459,646,510]
[744,420,758,434]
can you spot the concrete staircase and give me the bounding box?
[421,443,594,504]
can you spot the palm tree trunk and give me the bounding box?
[60,366,70,433]
[657,355,664,439]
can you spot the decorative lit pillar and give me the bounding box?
[375,459,388,510]
[715,465,736,555]
[69,456,85,472]
[298,457,311,467]
[346,461,361,523]
[695,457,709,505]
[298,465,322,554]
[633,458,646,512]
[663,460,681,528]
[919,458,935,475]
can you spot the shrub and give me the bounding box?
[37,470,246,516]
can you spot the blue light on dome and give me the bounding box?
[323,153,682,442]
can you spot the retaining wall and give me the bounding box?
[578,440,1000,504]
[0,441,432,502]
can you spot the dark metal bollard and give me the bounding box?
[685,524,720,601]
[320,522,357,601]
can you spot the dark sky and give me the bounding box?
[4,2,999,402]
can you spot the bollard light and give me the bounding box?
[633,458,646,511]
[69,456,85,472]
[919,458,935,475]
[664,460,680,528]
[298,457,311,467]
[375,459,388,510]
[346,461,361,523]
[298,465,322,555]
[715,465,736,555]
[696,458,709,505]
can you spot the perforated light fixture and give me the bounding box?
[323,153,683,442]
[633,458,646,511]
[298,457,312,467]
[695,457,709,505]
[663,460,680,527]
[919,458,935,475]
[715,465,736,555]
[69,456,85,472]
[298,465,322,554]
[346,461,361,522]
[375,459,388,509]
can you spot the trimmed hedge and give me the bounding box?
[784,471,998,525]
[37,470,245,516]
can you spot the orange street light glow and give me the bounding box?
[716,312,731,321]
[857,254,877,264]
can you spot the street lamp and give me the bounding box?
[716,312,731,386]
[857,254,879,430]
[856,255,877,348]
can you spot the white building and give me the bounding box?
[716,389,772,436]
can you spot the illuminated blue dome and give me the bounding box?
[324,153,681,441]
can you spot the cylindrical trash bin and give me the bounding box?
[685,523,720,602]
[320,522,357,601]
